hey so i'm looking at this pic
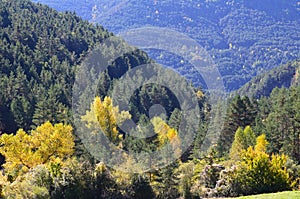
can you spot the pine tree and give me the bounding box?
[32,89,54,127]
[217,95,257,156]
[153,163,179,199]
[264,86,300,162]
[130,174,155,199]
[168,108,182,131]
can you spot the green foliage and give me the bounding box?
[219,84,300,164]
[152,163,180,199]
[217,96,257,155]
[238,60,300,98]
[231,134,291,196]
[176,161,194,199]
[0,0,106,132]
[229,126,256,162]
[1,0,300,198]
[286,158,300,190]
[0,158,124,199]
[264,86,300,163]
[128,84,180,122]
[34,0,300,91]
[129,174,155,199]
[0,0,151,134]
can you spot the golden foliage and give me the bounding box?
[81,96,131,143]
[255,134,269,152]
[0,122,74,179]
[151,117,181,156]
[235,134,291,194]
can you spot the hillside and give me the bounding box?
[32,0,300,91]
[0,1,299,198]
[237,60,300,98]
[0,0,151,133]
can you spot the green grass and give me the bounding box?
[236,191,300,199]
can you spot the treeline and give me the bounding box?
[1,84,299,198]
[237,60,300,98]
[34,0,300,91]
[218,85,300,164]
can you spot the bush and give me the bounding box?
[2,166,51,199]
[286,158,300,190]
[224,135,291,196]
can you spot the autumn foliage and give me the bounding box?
[0,122,74,180]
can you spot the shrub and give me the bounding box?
[230,135,291,195]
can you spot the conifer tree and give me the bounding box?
[217,96,257,155]
[153,163,179,199]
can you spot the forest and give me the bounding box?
[32,0,300,91]
[0,0,299,198]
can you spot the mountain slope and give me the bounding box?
[32,0,300,91]
[0,0,151,133]
[237,60,300,98]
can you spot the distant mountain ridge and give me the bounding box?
[237,60,300,98]
[32,0,300,91]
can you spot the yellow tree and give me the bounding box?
[229,126,256,162]
[81,96,131,144]
[235,134,291,195]
[254,134,268,152]
[151,117,181,157]
[0,122,74,179]
[229,127,244,162]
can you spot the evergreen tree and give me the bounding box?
[217,95,257,156]
[130,174,155,199]
[264,86,300,162]
[153,163,179,199]
[168,108,182,131]
[0,0,151,134]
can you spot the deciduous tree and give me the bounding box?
[0,121,74,180]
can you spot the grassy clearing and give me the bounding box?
[236,191,300,199]
[206,191,300,199]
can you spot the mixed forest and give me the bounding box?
[32,0,300,91]
[0,0,299,198]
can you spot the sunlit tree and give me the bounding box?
[0,121,74,180]
[81,96,131,144]
[229,126,256,161]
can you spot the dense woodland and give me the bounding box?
[237,60,300,98]
[0,0,299,198]
[33,0,300,91]
[0,0,153,134]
